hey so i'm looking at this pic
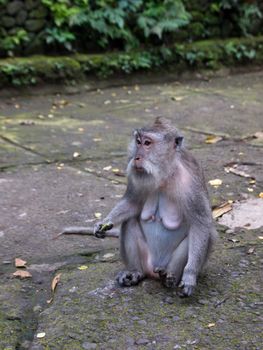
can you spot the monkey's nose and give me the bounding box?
[135,156,141,161]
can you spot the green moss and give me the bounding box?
[0,36,263,87]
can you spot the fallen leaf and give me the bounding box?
[228,238,240,243]
[15,258,27,268]
[209,179,223,187]
[114,170,125,177]
[13,270,32,278]
[212,202,232,219]
[93,138,102,142]
[247,247,255,254]
[205,135,223,144]
[36,332,46,338]
[102,253,115,259]
[78,265,88,270]
[20,120,35,126]
[259,192,263,198]
[112,168,120,173]
[47,273,62,303]
[207,323,216,328]
[104,100,111,105]
[103,165,112,171]
[78,128,84,132]
[94,212,102,219]
[171,96,184,101]
[247,188,254,192]
[258,236,263,240]
[51,273,61,292]
[134,85,140,91]
[73,152,80,158]
[118,99,130,103]
[253,131,263,140]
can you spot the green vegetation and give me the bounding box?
[0,0,263,86]
[0,0,262,56]
[1,36,263,87]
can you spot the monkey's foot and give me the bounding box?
[116,271,145,287]
[177,281,195,297]
[154,267,177,288]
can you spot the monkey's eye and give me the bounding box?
[144,140,151,146]
[136,139,142,145]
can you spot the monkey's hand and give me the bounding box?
[177,271,196,297]
[94,221,113,239]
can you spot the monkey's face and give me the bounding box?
[127,130,175,181]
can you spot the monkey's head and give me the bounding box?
[127,117,183,187]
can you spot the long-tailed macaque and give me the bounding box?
[62,117,214,296]
[93,117,217,297]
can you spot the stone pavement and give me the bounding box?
[0,70,262,349]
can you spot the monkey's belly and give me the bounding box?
[140,215,188,268]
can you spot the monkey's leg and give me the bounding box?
[159,237,189,290]
[179,226,211,297]
[117,219,154,287]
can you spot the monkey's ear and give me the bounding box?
[175,136,184,148]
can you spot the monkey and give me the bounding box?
[65,117,217,297]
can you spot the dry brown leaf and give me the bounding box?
[259,192,263,198]
[205,135,223,144]
[212,202,232,219]
[15,258,27,268]
[51,273,62,292]
[13,270,32,279]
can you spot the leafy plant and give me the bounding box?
[1,30,29,54]
[45,28,75,51]
[224,41,256,61]
[42,0,190,51]
[1,64,36,86]
[137,0,191,39]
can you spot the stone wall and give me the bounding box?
[0,0,49,55]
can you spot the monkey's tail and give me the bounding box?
[53,226,120,240]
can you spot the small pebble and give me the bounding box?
[82,342,97,349]
[135,338,150,345]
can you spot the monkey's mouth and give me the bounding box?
[134,166,145,173]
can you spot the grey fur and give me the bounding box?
[96,117,217,296]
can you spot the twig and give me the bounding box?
[53,226,119,240]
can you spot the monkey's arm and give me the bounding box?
[94,193,141,238]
